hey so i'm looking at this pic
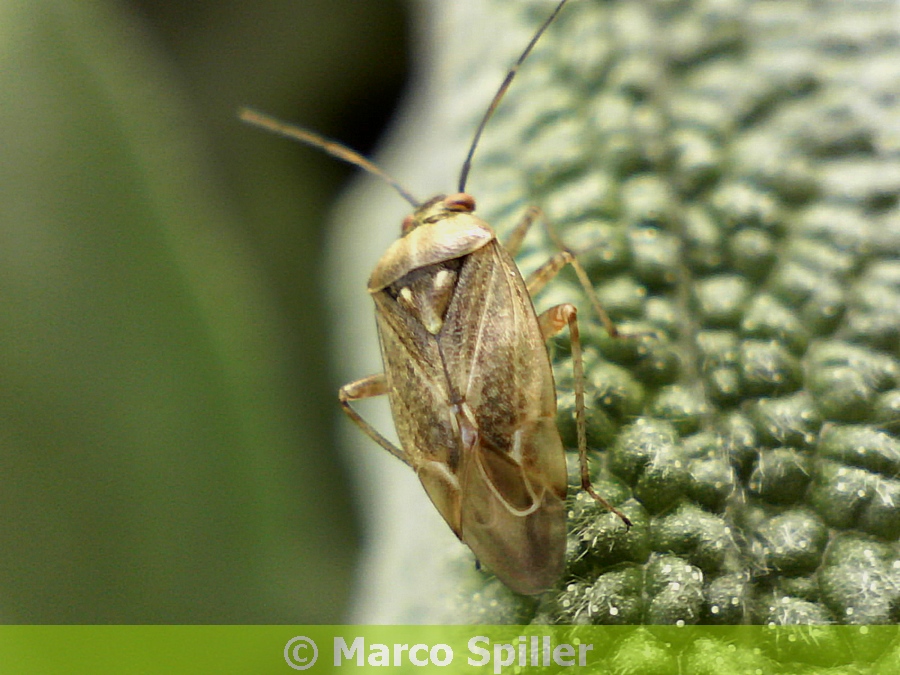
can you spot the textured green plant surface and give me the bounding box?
[345,0,900,624]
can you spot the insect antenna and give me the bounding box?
[239,107,420,208]
[457,0,569,194]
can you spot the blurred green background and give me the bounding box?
[0,0,408,622]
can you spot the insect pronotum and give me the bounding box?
[240,0,630,596]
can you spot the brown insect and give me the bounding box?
[240,0,629,596]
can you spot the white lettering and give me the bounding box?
[553,643,575,667]
[409,644,428,666]
[393,643,409,665]
[334,637,460,667]
[579,643,593,666]
[334,637,363,666]
[468,636,490,666]
[464,636,594,672]
[431,644,453,667]
[494,644,515,675]
[367,643,389,667]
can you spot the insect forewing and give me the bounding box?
[446,231,568,594]
[370,209,568,594]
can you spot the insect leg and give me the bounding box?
[523,208,619,338]
[339,374,411,466]
[502,205,540,257]
[508,207,632,525]
[537,304,632,528]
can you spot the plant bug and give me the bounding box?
[240,0,630,596]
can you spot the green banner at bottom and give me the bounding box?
[1,625,898,674]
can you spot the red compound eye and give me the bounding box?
[401,214,416,234]
[444,193,476,212]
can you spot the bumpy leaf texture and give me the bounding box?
[346,0,900,624]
